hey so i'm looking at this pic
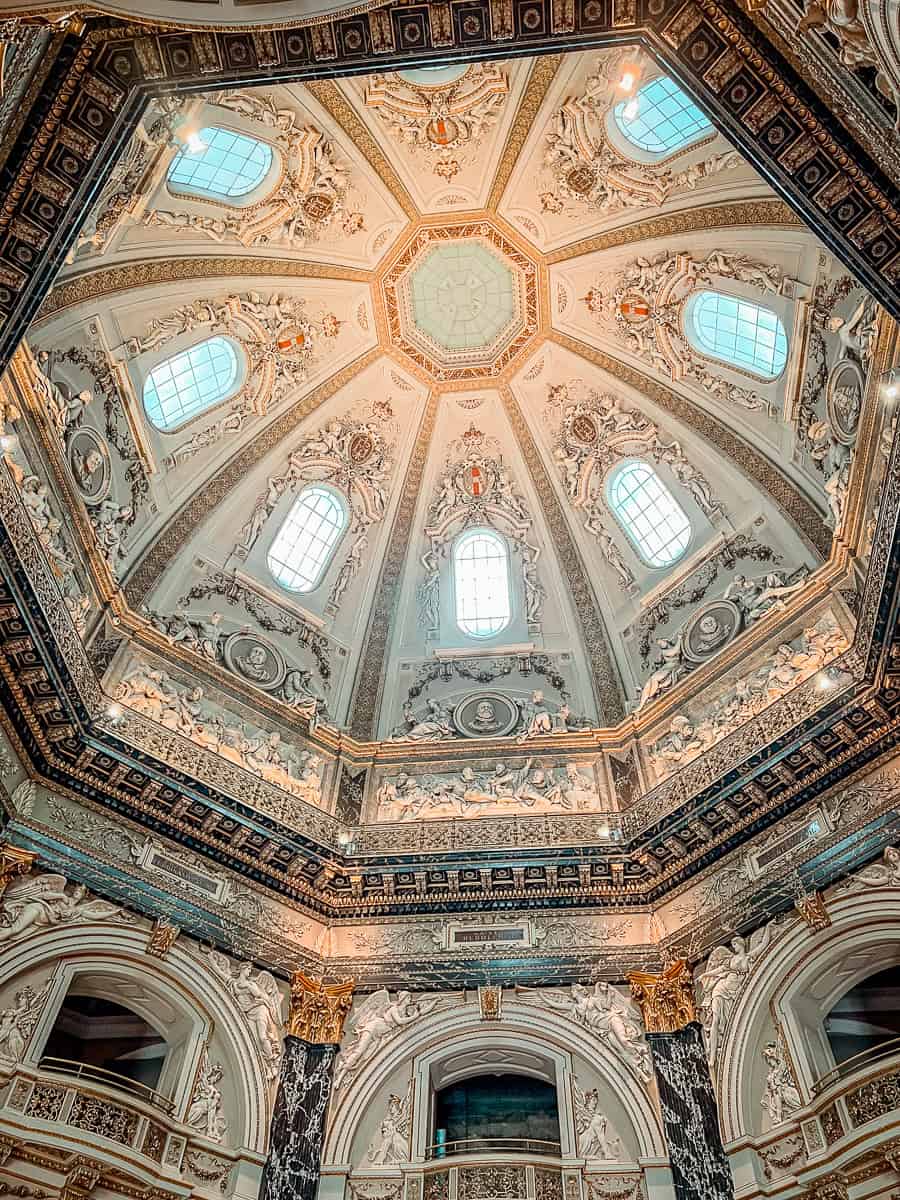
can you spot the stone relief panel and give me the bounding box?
[647,612,849,780]
[115,658,327,809]
[372,756,609,823]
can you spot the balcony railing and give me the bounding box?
[812,1037,900,1095]
[425,1138,562,1159]
[38,1056,175,1115]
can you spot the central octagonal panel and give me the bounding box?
[383,221,538,382]
[409,242,517,353]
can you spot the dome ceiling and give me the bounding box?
[10,43,888,918]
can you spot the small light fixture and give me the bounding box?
[882,367,900,402]
[107,702,123,721]
[817,669,837,691]
[0,434,18,452]
[337,830,352,847]
[618,66,640,93]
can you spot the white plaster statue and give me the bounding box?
[807,419,852,528]
[760,1041,802,1127]
[573,1082,624,1159]
[418,548,441,631]
[517,691,566,742]
[207,952,284,1082]
[851,844,900,887]
[92,498,134,575]
[33,352,92,442]
[334,990,440,1088]
[367,1088,411,1164]
[637,636,686,710]
[827,297,878,369]
[584,507,634,587]
[522,543,543,624]
[0,874,121,943]
[543,983,651,1082]
[187,1047,228,1142]
[390,698,453,742]
[697,924,779,1064]
[0,981,50,1071]
[330,529,368,607]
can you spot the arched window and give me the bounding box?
[687,291,789,379]
[167,126,273,200]
[613,76,712,156]
[142,336,240,433]
[608,461,691,567]
[453,528,511,639]
[267,485,347,593]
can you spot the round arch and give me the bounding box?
[716,885,900,1142]
[323,999,665,1166]
[0,920,272,1152]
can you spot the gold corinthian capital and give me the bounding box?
[0,842,35,900]
[287,973,355,1044]
[627,959,697,1034]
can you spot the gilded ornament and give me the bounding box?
[0,842,35,899]
[627,959,696,1033]
[287,972,355,1044]
[793,891,831,931]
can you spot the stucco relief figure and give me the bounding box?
[517,690,568,742]
[760,1041,802,1126]
[33,352,92,442]
[0,981,51,1073]
[808,420,852,528]
[637,636,686,710]
[827,297,878,369]
[208,952,284,1083]
[390,698,453,742]
[543,983,651,1082]
[573,1082,624,1159]
[187,1047,228,1142]
[0,874,121,943]
[798,0,898,117]
[330,529,368,608]
[418,548,441,632]
[92,498,134,576]
[334,990,440,1089]
[697,924,779,1065]
[367,1088,412,1164]
[850,844,900,887]
[584,507,635,587]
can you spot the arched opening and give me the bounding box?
[607,460,691,567]
[612,75,712,158]
[684,290,788,379]
[824,964,900,1069]
[41,987,169,1103]
[267,483,349,592]
[452,527,512,639]
[167,126,275,202]
[431,1072,561,1157]
[142,335,242,432]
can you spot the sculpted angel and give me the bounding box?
[696,924,778,1064]
[367,1086,411,1164]
[0,874,120,943]
[573,1082,624,1159]
[334,990,439,1088]
[543,983,651,1082]
[208,952,284,1080]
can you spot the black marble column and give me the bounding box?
[646,1021,735,1200]
[260,1036,338,1200]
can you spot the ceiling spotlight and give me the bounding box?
[618,68,638,93]
[107,702,123,721]
[817,670,836,690]
[0,434,18,452]
[881,367,900,402]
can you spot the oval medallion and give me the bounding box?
[452,691,520,738]
[67,428,111,506]
[223,632,287,692]
[826,359,864,447]
[681,599,743,666]
[348,432,375,465]
[301,191,336,223]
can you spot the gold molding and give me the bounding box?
[37,257,373,323]
[546,199,802,264]
[486,54,563,213]
[0,841,36,898]
[304,78,419,222]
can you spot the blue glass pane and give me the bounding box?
[609,462,691,567]
[454,528,511,638]
[690,290,788,378]
[268,486,347,593]
[613,76,712,155]
[143,336,239,432]
[168,126,273,199]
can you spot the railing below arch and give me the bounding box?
[425,1138,562,1159]
[812,1037,900,1095]
[38,1056,175,1114]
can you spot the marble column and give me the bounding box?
[260,974,355,1200]
[628,961,735,1200]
